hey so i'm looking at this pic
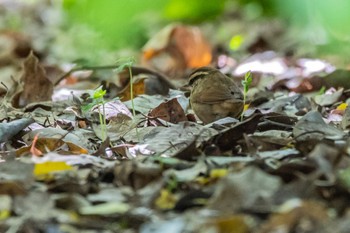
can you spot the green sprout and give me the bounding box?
[114,57,136,116]
[81,86,108,141]
[93,87,107,141]
[318,86,326,95]
[241,71,252,120]
[63,57,136,140]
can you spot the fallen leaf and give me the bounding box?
[155,189,177,210]
[17,52,53,107]
[208,215,250,233]
[33,161,73,177]
[118,76,146,101]
[259,200,328,233]
[142,24,212,78]
[148,98,187,124]
[79,202,130,215]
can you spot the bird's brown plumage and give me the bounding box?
[189,67,244,124]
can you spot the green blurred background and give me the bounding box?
[3,0,349,64]
[62,0,350,58]
[62,0,226,49]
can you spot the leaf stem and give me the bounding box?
[128,66,136,117]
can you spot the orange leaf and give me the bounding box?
[118,77,146,101]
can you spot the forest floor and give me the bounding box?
[1,1,350,233]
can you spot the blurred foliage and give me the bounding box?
[62,0,227,50]
[239,0,350,60]
[164,0,226,22]
[3,0,347,64]
[62,0,168,49]
[62,0,350,58]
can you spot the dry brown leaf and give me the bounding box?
[142,24,212,78]
[148,98,187,125]
[116,66,175,96]
[17,137,88,157]
[259,200,328,233]
[114,160,162,189]
[17,52,53,107]
[117,77,146,101]
[206,215,250,233]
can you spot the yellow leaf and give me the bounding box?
[34,161,73,177]
[210,215,249,233]
[196,169,229,185]
[337,103,347,111]
[0,210,10,220]
[196,176,211,185]
[155,189,177,210]
[210,168,228,179]
[244,103,250,111]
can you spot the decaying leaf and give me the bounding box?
[208,166,281,212]
[17,52,53,107]
[118,76,146,101]
[314,88,343,106]
[208,113,262,151]
[206,215,250,233]
[148,98,187,124]
[142,24,212,78]
[259,200,328,233]
[114,160,162,189]
[293,110,345,141]
[117,66,175,96]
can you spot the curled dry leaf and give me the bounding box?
[117,76,146,101]
[117,66,175,96]
[314,88,343,106]
[16,136,89,157]
[148,98,187,125]
[207,113,262,151]
[293,110,345,141]
[16,52,53,108]
[142,24,212,78]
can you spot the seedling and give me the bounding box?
[114,57,136,116]
[241,71,252,120]
[81,86,108,141]
[317,86,326,95]
[65,57,136,140]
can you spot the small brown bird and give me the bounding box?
[189,67,244,124]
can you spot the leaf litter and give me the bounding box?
[1,2,350,233]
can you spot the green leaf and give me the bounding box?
[93,87,106,100]
[114,57,136,73]
[242,71,252,93]
[81,102,96,113]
